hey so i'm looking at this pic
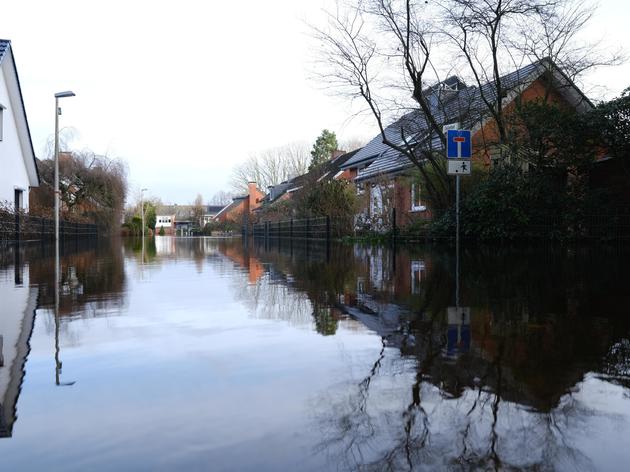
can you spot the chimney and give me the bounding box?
[330,149,346,161]
[247,182,259,211]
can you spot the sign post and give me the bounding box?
[444,125,472,309]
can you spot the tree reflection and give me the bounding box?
[222,239,630,470]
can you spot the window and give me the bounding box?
[411,260,425,294]
[0,104,5,141]
[14,189,23,211]
[410,183,425,212]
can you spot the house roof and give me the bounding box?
[0,41,9,61]
[263,149,361,205]
[214,196,250,219]
[352,58,594,182]
[0,39,39,187]
[205,205,225,214]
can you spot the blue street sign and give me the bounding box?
[446,129,472,159]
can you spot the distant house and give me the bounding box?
[0,39,38,212]
[340,58,594,228]
[157,204,222,235]
[215,182,264,227]
[155,213,175,234]
[202,205,224,227]
[261,149,360,208]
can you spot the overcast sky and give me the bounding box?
[2,0,629,205]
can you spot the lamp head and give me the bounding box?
[54,91,76,98]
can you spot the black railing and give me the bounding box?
[0,211,98,241]
[251,216,342,241]
[248,207,630,243]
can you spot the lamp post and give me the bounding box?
[52,91,75,387]
[54,91,76,245]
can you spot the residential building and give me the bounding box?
[202,205,224,227]
[156,204,224,235]
[0,39,39,212]
[340,58,594,228]
[215,182,264,227]
[260,149,360,211]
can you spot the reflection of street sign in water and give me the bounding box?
[447,159,472,175]
[446,307,471,357]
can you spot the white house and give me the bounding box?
[0,39,38,212]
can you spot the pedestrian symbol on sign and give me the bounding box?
[447,159,471,175]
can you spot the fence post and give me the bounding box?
[290,218,293,240]
[15,210,20,242]
[306,217,310,240]
[326,215,331,262]
[278,220,281,239]
[326,215,331,242]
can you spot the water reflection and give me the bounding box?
[0,239,126,437]
[0,237,627,471]
[236,240,630,470]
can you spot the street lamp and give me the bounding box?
[54,90,76,244]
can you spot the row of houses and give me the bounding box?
[154,204,224,235]
[212,57,615,232]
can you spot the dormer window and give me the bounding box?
[0,103,5,141]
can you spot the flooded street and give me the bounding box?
[0,237,629,471]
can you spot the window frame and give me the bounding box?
[410,183,426,212]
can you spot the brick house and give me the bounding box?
[340,58,594,229]
[256,149,360,220]
[215,182,264,228]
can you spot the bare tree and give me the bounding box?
[31,149,128,230]
[313,0,623,206]
[312,0,456,208]
[231,141,310,193]
[209,190,235,206]
[192,193,204,227]
[339,136,368,152]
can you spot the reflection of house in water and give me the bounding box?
[0,264,37,438]
[219,242,265,284]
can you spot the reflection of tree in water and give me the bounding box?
[313,339,605,471]
[313,304,339,336]
[220,240,630,469]
[230,267,315,327]
[226,240,365,332]
[18,238,127,319]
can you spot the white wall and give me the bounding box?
[156,215,173,228]
[0,59,30,211]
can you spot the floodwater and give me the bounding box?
[0,237,629,471]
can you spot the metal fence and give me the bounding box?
[249,207,630,242]
[0,211,98,241]
[251,216,337,241]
